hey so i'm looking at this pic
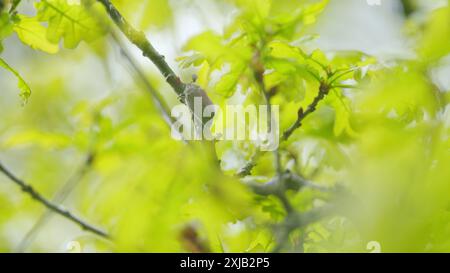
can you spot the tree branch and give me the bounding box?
[282,82,330,142]
[0,161,108,238]
[97,0,186,96]
[252,48,294,213]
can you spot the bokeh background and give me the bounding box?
[0,0,449,252]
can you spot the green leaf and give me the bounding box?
[310,49,328,67]
[0,57,31,103]
[110,0,173,30]
[139,0,173,29]
[301,0,329,25]
[197,60,210,89]
[330,93,355,137]
[183,31,225,61]
[183,30,252,97]
[36,0,105,49]
[418,6,450,62]
[267,40,306,62]
[13,15,59,54]
[2,130,72,149]
[234,0,272,19]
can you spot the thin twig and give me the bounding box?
[8,0,21,13]
[0,161,108,238]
